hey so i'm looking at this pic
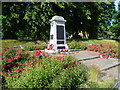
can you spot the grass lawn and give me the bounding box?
[1,39,118,49]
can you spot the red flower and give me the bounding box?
[104,55,109,59]
[14,55,20,60]
[0,72,2,75]
[58,57,65,61]
[3,48,7,51]
[24,52,29,55]
[16,69,21,73]
[22,49,24,51]
[34,54,42,57]
[19,67,23,70]
[0,52,3,55]
[34,48,37,50]
[48,56,52,58]
[47,44,54,49]
[33,59,37,62]
[7,59,12,62]
[60,53,65,55]
[2,72,7,77]
[38,59,42,61]
[0,57,3,60]
[19,63,22,65]
[98,54,101,56]
[25,62,30,65]
[8,71,11,74]
[73,61,77,64]
[3,65,7,68]
[18,53,22,57]
[72,64,76,68]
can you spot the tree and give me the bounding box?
[110,2,120,38]
[2,2,116,40]
[97,2,116,38]
[2,2,55,40]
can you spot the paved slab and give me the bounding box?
[74,51,100,60]
[73,51,119,79]
[104,67,119,79]
[80,58,119,71]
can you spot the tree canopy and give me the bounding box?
[110,2,120,37]
[2,2,116,40]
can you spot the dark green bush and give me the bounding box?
[5,55,88,88]
[78,81,100,88]
[68,40,87,50]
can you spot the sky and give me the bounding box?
[114,0,120,11]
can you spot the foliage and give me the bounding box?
[0,41,115,88]
[68,40,87,50]
[100,78,116,88]
[2,40,47,50]
[88,65,101,82]
[78,64,116,88]
[110,2,120,38]
[2,39,26,48]
[97,2,116,38]
[86,42,119,58]
[2,2,115,40]
[2,2,55,40]
[2,39,119,59]
[2,48,31,74]
[1,49,88,88]
[78,81,100,88]
[24,41,47,51]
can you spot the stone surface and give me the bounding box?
[73,51,119,79]
[45,49,58,53]
[80,58,119,71]
[47,15,68,50]
[104,67,118,79]
[50,16,66,22]
[74,51,100,60]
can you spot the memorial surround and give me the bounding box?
[45,16,69,53]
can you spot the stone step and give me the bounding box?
[100,62,120,71]
[102,66,119,80]
[80,58,119,71]
[74,51,100,60]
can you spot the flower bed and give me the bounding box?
[1,48,88,88]
[85,43,119,59]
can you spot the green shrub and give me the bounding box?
[100,78,116,88]
[88,65,101,82]
[78,81,100,88]
[2,40,47,50]
[49,64,87,88]
[24,44,47,51]
[68,40,87,50]
[5,55,88,88]
[2,39,26,48]
[2,48,31,73]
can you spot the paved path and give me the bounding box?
[74,51,99,60]
[73,51,119,79]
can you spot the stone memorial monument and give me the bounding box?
[45,16,69,53]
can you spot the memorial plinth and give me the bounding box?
[45,16,69,53]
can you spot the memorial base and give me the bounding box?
[44,49,59,53]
